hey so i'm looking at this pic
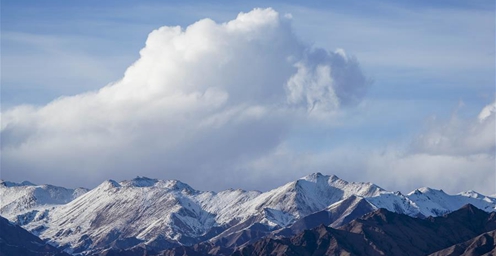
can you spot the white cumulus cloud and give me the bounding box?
[0,8,369,189]
[411,100,495,156]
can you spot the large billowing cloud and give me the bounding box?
[1,8,368,189]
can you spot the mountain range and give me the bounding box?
[230,204,496,256]
[1,173,495,255]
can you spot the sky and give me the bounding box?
[1,0,495,194]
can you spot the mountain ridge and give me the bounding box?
[230,204,496,256]
[1,173,495,255]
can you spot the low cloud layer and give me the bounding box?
[410,100,495,157]
[1,8,368,189]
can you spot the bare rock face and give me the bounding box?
[0,216,69,256]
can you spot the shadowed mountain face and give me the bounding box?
[153,204,496,256]
[0,216,69,256]
[234,204,496,256]
[429,230,496,256]
[273,195,378,238]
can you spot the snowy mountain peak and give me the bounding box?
[408,187,447,197]
[300,172,339,183]
[162,179,194,191]
[301,172,325,182]
[409,189,421,195]
[0,182,89,221]
[0,180,36,187]
[97,179,121,190]
[97,177,194,191]
[419,187,429,193]
[328,174,340,181]
[459,190,490,200]
[408,187,439,195]
[120,176,158,187]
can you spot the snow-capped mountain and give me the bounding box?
[0,180,88,225]
[364,187,496,218]
[275,187,496,237]
[1,173,495,255]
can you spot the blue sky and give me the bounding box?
[1,1,495,194]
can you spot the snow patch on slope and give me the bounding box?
[0,181,89,223]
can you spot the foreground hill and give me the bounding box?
[0,215,69,256]
[429,229,496,256]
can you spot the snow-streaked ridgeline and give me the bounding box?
[1,173,495,255]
